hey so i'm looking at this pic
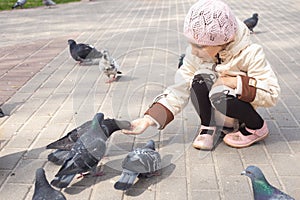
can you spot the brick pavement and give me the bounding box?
[0,0,299,199]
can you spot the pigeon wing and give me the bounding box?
[76,44,93,60]
[48,149,70,165]
[46,120,92,150]
[122,148,161,173]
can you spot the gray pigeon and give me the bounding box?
[241,165,295,200]
[68,39,103,65]
[32,168,66,200]
[51,113,131,188]
[47,117,131,165]
[243,13,259,33]
[114,140,161,191]
[99,50,122,83]
[43,0,56,7]
[46,117,131,151]
[12,0,27,9]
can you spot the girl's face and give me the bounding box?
[190,42,224,62]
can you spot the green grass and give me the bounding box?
[0,0,81,11]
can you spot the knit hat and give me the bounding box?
[184,0,237,46]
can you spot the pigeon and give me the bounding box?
[241,165,295,200]
[51,113,131,188]
[99,50,122,83]
[12,0,27,9]
[0,108,4,118]
[178,53,185,68]
[46,117,131,151]
[243,13,259,33]
[114,140,161,191]
[43,0,56,7]
[68,39,103,65]
[32,168,66,200]
[47,116,131,165]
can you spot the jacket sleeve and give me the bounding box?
[144,46,209,129]
[242,44,280,107]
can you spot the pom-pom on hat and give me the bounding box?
[184,0,237,46]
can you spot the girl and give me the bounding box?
[122,0,280,150]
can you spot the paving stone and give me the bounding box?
[0,183,31,200]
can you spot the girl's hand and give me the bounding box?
[215,76,237,89]
[122,116,155,135]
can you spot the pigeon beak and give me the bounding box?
[241,170,246,175]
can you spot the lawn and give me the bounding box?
[0,0,81,11]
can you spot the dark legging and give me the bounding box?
[190,74,264,129]
[190,74,215,127]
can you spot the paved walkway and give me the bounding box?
[0,0,300,199]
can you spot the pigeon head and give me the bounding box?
[94,113,105,127]
[252,13,258,18]
[144,140,156,150]
[68,39,76,46]
[35,168,49,187]
[114,119,131,130]
[102,50,110,60]
[241,165,266,182]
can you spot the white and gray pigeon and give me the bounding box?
[243,13,259,33]
[99,50,122,83]
[241,165,295,200]
[43,0,56,7]
[68,39,103,65]
[32,168,66,200]
[12,0,27,9]
[51,113,131,188]
[114,140,161,191]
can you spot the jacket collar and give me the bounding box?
[218,18,251,63]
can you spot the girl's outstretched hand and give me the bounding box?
[122,116,155,135]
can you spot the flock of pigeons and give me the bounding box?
[33,112,162,199]
[12,0,56,9]
[68,39,122,83]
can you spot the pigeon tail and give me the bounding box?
[51,174,76,188]
[114,169,139,191]
[55,148,98,176]
[48,150,70,165]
